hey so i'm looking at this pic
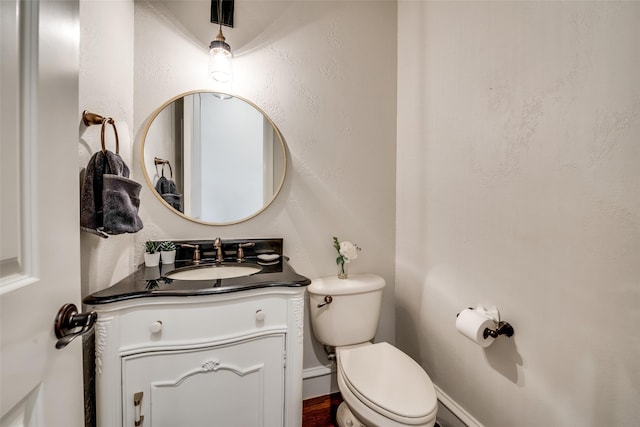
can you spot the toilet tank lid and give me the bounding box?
[308,274,385,296]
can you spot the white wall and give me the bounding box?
[78,0,396,399]
[396,2,640,426]
[79,0,135,297]
[133,0,397,388]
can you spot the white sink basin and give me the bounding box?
[166,265,261,280]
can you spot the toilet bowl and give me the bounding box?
[308,274,438,427]
[336,342,437,427]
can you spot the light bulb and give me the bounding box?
[209,29,233,83]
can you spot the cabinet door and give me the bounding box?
[122,334,285,427]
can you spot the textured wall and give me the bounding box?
[396,1,640,425]
[133,0,397,373]
[79,1,135,297]
[79,3,135,425]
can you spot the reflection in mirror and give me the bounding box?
[141,91,286,224]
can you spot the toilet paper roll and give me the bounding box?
[456,308,496,348]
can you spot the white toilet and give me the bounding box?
[308,274,438,427]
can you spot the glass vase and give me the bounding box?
[338,261,348,279]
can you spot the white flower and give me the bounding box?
[332,236,362,269]
[339,241,359,263]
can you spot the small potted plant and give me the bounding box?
[144,240,160,267]
[159,241,176,264]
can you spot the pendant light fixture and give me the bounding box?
[209,0,233,83]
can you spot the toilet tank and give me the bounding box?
[307,274,386,347]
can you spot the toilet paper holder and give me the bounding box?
[459,305,515,339]
[483,320,514,339]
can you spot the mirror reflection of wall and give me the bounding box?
[142,91,286,225]
[197,93,264,222]
[146,99,184,212]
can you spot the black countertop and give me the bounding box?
[83,256,311,305]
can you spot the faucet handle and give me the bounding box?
[236,242,255,263]
[180,244,200,263]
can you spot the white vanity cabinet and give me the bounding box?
[87,287,305,427]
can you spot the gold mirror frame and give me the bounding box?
[140,90,287,225]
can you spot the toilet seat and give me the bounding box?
[338,342,437,425]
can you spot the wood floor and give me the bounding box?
[302,393,343,427]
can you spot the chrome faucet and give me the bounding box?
[213,237,223,263]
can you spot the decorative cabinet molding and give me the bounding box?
[293,296,305,344]
[93,317,110,375]
[86,287,305,427]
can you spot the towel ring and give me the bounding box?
[100,118,119,154]
[83,110,119,154]
[154,157,173,179]
[163,161,173,179]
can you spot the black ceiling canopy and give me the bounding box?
[211,0,234,28]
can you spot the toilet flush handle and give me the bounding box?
[317,296,333,308]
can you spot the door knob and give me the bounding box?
[54,303,97,349]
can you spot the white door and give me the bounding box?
[0,0,83,425]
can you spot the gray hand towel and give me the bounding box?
[102,174,143,234]
[154,175,176,194]
[160,193,183,213]
[80,151,109,236]
[155,175,183,213]
[80,150,143,237]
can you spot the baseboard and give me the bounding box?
[302,364,338,400]
[434,384,484,427]
[303,364,334,379]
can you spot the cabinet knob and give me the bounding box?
[149,321,163,334]
[255,310,266,321]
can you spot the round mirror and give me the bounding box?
[141,91,287,225]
